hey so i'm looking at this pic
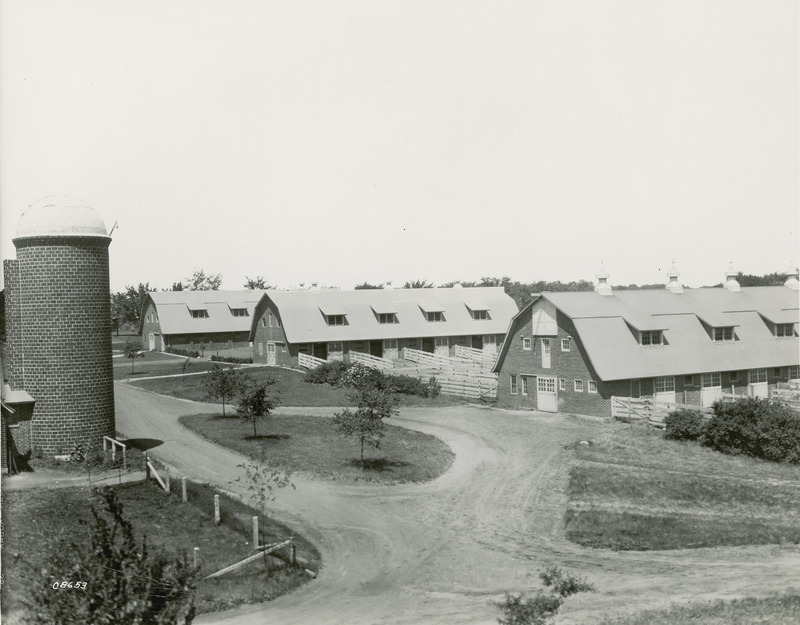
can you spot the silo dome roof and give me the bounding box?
[16,196,108,239]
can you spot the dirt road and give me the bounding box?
[115,382,800,624]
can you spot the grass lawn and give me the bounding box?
[596,593,800,625]
[113,351,221,380]
[131,365,471,408]
[180,412,455,483]
[1,480,319,619]
[565,423,800,550]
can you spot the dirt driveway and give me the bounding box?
[115,382,800,624]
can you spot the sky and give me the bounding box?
[1,0,798,293]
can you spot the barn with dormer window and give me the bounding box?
[493,266,800,418]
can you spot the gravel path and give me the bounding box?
[114,382,800,624]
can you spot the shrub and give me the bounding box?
[305,360,351,385]
[211,355,253,364]
[664,408,707,441]
[427,376,441,398]
[703,398,800,463]
[387,374,427,396]
[167,347,201,358]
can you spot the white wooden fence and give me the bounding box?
[349,351,396,372]
[298,352,327,369]
[610,396,712,428]
[453,344,497,366]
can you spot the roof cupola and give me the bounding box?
[665,262,683,294]
[784,264,800,290]
[594,264,612,296]
[723,263,741,292]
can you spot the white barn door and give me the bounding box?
[266,342,276,365]
[748,369,768,398]
[701,372,722,407]
[654,376,676,404]
[537,376,557,412]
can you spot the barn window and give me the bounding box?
[326,314,346,326]
[561,338,571,351]
[776,323,795,337]
[378,313,398,324]
[510,375,518,395]
[190,309,209,318]
[522,337,532,350]
[713,327,735,342]
[472,309,490,320]
[588,380,597,393]
[574,379,584,392]
[641,331,662,345]
[231,308,249,317]
[425,311,444,322]
[558,378,565,391]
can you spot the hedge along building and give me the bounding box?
[249,286,519,366]
[1,197,116,466]
[139,290,266,352]
[493,265,800,419]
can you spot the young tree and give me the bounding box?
[30,487,198,625]
[493,567,595,625]
[354,282,384,289]
[122,339,142,374]
[184,268,222,291]
[236,459,294,518]
[204,365,246,417]
[237,378,278,438]
[243,275,271,289]
[332,364,398,463]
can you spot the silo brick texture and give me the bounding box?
[12,235,115,455]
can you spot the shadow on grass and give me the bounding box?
[348,458,410,472]
[244,434,290,441]
[123,438,164,451]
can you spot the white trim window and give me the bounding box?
[776,323,795,337]
[558,378,566,391]
[713,327,735,342]
[425,311,445,322]
[748,369,767,384]
[561,338,571,351]
[328,342,343,352]
[789,365,800,380]
[702,372,722,388]
[231,308,249,317]
[326,314,346,326]
[190,309,209,318]
[510,375,518,395]
[641,331,662,345]
[383,339,398,349]
[472,309,490,320]
[435,337,449,347]
[654,376,675,393]
[522,337,532,350]
[588,380,597,393]
[574,379,584,392]
[521,376,530,396]
[378,313,398,324]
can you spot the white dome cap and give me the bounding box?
[16,196,108,239]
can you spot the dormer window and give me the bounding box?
[231,308,249,317]
[471,310,490,320]
[641,330,662,345]
[425,311,445,322]
[713,327,735,342]
[190,309,209,318]
[326,314,346,326]
[776,323,795,338]
[378,313,398,324]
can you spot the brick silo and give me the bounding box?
[6,196,115,456]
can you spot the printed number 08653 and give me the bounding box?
[52,581,87,590]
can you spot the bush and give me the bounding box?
[664,408,707,441]
[167,347,201,358]
[703,398,800,463]
[211,355,253,364]
[305,360,351,385]
[387,374,428,396]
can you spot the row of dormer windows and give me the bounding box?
[187,308,249,318]
[321,309,492,326]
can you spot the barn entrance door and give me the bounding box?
[471,335,483,349]
[148,333,155,350]
[653,376,676,404]
[369,341,382,357]
[701,372,722,407]
[536,376,557,412]
[422,338,434,353]
[266,342,276,365]
[748,369,768,398]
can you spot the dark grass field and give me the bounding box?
[565,423,800,550]
[180,412,455,483]
[0,480,319,619]
[131,364,470,408]
[595,592,800,625]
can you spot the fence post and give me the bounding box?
[290,542,296,565]
[182,477,187,503]
[165,469,170,494]
[252,517,259,550]
[122,445,127,470]
[145,453,150,480]
[214,495,220,525]
[193,547,199,568]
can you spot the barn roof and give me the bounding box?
[494,286,799,380]
[250,287,518,343]
[140,290,267,335]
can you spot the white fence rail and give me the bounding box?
[453,344,497,366]
[298,352,327,370]
[349,351,396,371]
[611,396,712,428]
[103,436,127,469]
